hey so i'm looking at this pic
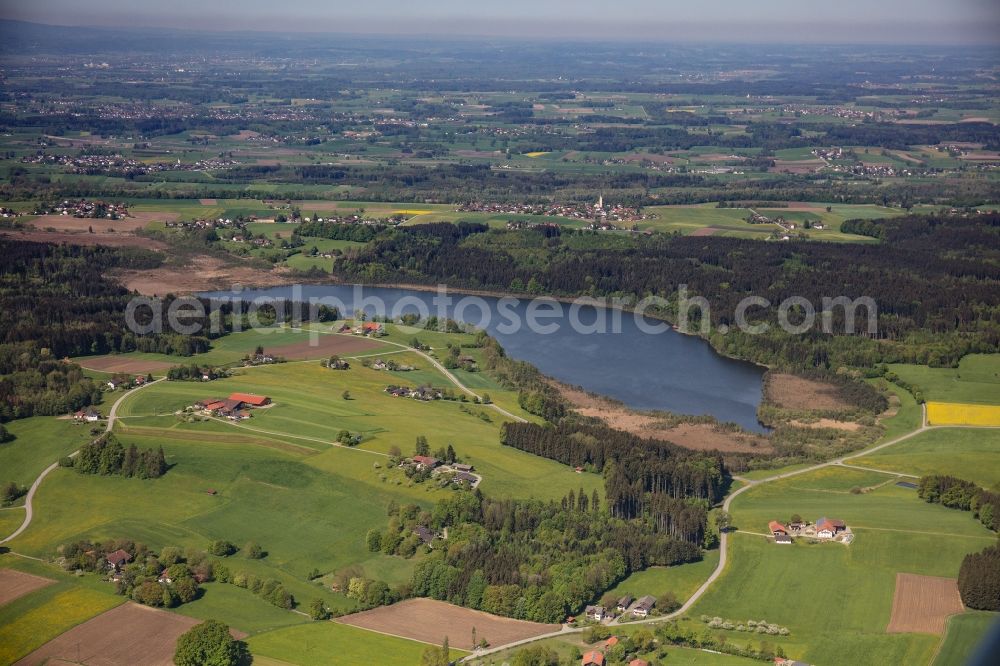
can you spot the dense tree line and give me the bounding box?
[338,213,1000,369]
[502,421,723,532]
[73,433,167,479]
[917,474,1000,532]
[404,490,702,623]
[958,544,1000,611]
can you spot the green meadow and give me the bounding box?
[603,551,720,608]
[247,621,467,666]
[934,612,999,666]
[853,428,1000,489]
[888,355,1000,405]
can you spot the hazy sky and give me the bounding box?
[3,0,999,44]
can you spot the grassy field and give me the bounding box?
[0,415,98,487]
[933,612,999,666]
[691,465,996,665]
[853,428,1000,488]
[603,551,720,608]
[247,621,467,665]
[888,355,1000,405]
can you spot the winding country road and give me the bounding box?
[461,404,939,660]
[0,378,164,546]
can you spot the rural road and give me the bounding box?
[462,404,937,660]
[0,378,164,546]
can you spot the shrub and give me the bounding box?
[209,540,237,557]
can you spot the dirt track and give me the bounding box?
[76,356,177,374]
[886,573,964,634]
[337,598,559,650]
[0,569,55,606]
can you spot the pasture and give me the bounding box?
[888,355,1000,405]
[852,428,1000,488]
[934,612,999,666]
[602,551,720,609]
[247,621,468,666]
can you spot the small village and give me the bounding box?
[458,197,655,223]
[32,198,130,219]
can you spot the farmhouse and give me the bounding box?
[816,517,846,539]
[74,408,102,422]
[632,595,656,618]
[106,549,132,571]
[769,520,789,536]
[412,455,441,469]
[454,471,479,486]
[775,534,792,545]
[229,392,270,407]
[356,322,384,335]
[615,595,633,613]
[582,651,605,666]
[584,604,606,622]
[452,463,474,473]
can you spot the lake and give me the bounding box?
[203,284,767,432]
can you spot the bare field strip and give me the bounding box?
[886,573,964,635]
[14,602,214,666]
[28,212,178,232]
[265,334,382,360]
[336,598,559,650]
[0,569,55,606]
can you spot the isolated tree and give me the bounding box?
[415,435,430,457]
[715,511,732,532]
[174,620,251,666]
[308,598,329,620]
[244,542,264,559]
[342,390,351,400]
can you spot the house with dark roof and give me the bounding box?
[615,595,633,613]
[585,604,605,622]
[106,549,132,571]
[775,533,792,545]
[632,595,656,618]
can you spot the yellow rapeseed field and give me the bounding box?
[524,151,550,158]
[926,401,1000,426]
